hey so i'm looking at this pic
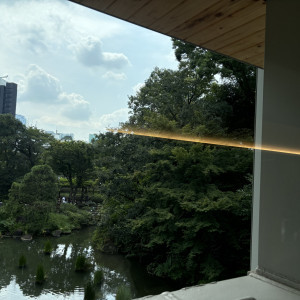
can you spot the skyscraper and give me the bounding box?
[15,114,26,125]
[0,79,17,116]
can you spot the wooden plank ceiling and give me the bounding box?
[69,0,266,68]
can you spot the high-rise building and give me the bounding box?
[0,79,17,116]
[46,130,74,141]
[15,114,26,125]
[89,134,96,143]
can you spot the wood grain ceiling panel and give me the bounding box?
[127,0,184,26]
[242,52,264,67]
[74,0,115,11]
[165,0,255,39]
[216,29,265,54]
[148,0,221,33]
[200,15,265,51]
[103,0,151,20]
[231,42,264,64]
[186,0,265,45]
[69,0,266,68]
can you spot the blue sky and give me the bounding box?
[0,0,178,141]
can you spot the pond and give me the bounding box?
[0,227,174,299]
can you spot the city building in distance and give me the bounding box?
[15,114,26,125]
[46,130,74,141]
[0,77,17,116]
[89,134,96,143]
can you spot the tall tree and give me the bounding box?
[93,41,255,285]
[172,39,256,137]
[47,140,94,202]
[0,114,52,200]
[127,66,210,133]
[7,164,58,234]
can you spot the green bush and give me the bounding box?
[116,285,131,300]
[18,254,26,268]
[0,217,16,234]
[60,203,79,213]
[93,269,104,285]
[90,193,103,203]
[47,213,73,232]
[60,203,93,228]
[58,177,69,187]
[44,240,52,254]
[35,264,45,284]
[75,253,87,272]
[84,281,95,300]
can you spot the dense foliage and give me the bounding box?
[0,40,255,286]
[46,140,95,202]
[4,164,58,234]
[0,114,52,199]
[92,41,256,284]
[0,115,95,235]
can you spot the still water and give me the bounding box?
[0,227,173,299]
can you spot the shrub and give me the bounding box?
[35,264,45,284]
[93,269,104,285]
[84,281,95,300]
[75,253,87,272]
[0,206,15,233]
[116,285,131,300]
[47,213,73,232]
[44,240,52,255]
[90,193,103,203]
[18,254,26,268]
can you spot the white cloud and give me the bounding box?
[96,108,129,130]
[102,71,127,80]
[1,0,177,141]
[73,36,103,67]
[72,36,130,69]
[59,93,92,121]
[0,0,125,60]
[165,50,178,66]
[40,108,130,141]
[20,64,62,103]
[102,52,130,69]
[17,64,91,126]
[132,82,145,94]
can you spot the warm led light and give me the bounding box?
[108,128,300,156]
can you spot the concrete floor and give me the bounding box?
[135,273,300,300]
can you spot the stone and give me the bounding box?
[21,234,32,241]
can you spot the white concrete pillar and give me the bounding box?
[252,0,300,288]
[251,68,264,271]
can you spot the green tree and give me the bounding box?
[47,140,94,202]
[0,114,28,199]
[93,41,255,285]
[172,39,256,136]
[92,132,164,252]
[7,164,58,234]
[94,142,252,283]
[18,126,54,167]
[127,66,208,132]
[0,114,53,200]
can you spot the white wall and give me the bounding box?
[252,0,300,287]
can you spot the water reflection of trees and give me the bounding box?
[0,228,135,298]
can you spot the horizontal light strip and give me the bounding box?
[108,128,300,156]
